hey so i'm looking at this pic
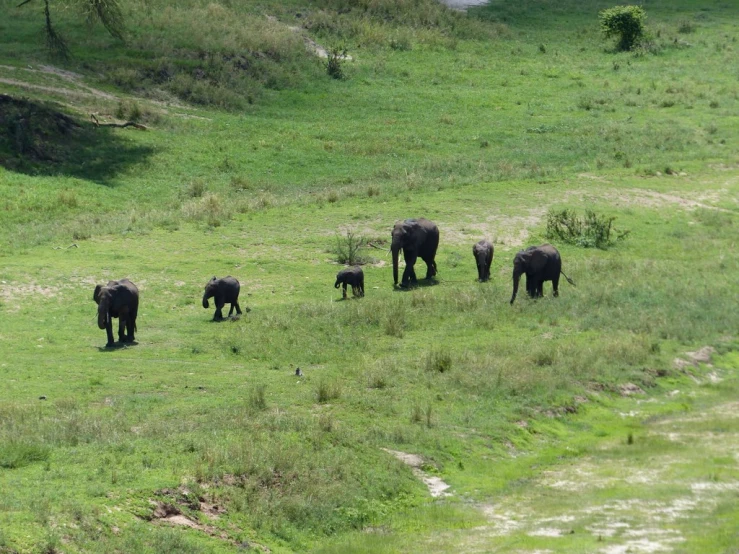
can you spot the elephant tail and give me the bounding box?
[561,270,576,287]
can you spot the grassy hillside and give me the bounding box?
[0,0,738,552]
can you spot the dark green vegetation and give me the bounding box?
[0,0,738,552]
[599,5,647,51]
[546,208,629,248]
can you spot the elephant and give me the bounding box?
[93,279,139,347]
[203,276,242,320]
[510,244,575,304]
[391,218,439,288]
[473,240,494,282]
[335,266,365,299]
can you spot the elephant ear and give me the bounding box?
[528,249,549,272]
[93,284,103,304]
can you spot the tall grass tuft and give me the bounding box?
[316,380,341,403]
[425,349,452,373]
[248,385,268,412]
[0,442,50,469]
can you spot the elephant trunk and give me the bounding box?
[202,293,210,309]
[391,243,400,286]
[97,304,108,329]
[510,268,522,305]
[334,280,341,289]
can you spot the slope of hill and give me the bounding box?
[0,0,737,552]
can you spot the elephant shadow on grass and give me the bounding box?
[96,341,139,352]
[0,95,154,185]
[208,314,243,323]
[392,277,439,292]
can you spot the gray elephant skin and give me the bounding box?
[391,218,439,288]
[93,279,139,347]
[335,266,365,298]
[203,276,242,320]
[510,244,575,304]
[473,240,494,282]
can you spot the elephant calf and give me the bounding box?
[93,279,139,347]
[203,276,242,320]
[510,244,575,304]
[473,240,494,282]
[335,266,364,299]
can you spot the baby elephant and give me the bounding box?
[473,240,494,282]
[203,276,242,320]
[335,266,364,299]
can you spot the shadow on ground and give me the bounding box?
[0,94,154,184]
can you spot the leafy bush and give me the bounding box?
[599,5,647,51]
[326,47,348,80]
[332,229,370,265]
[546,208,629,249]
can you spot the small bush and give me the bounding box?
[600,5,647,51]
[326,47,348,80]
[546,208,629,249]
[332,229,369,265]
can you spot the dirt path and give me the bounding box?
[424,366,739,552]
[438,0,489,10]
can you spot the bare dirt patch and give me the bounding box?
[442,383,739,553]
[382,448,452,498]
[0,283,58,312]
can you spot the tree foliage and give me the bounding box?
[599,5,646,51]
[17,0,125,58]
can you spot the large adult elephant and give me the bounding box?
[93,279,139,347]
[203,276,242,320]
[510,244,574,304]
[391,218,439,288]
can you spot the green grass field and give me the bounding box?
[1,0,738,552]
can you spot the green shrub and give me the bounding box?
[332,229,370,265]
[546,208,629,249]
[599,5,647,51]
[326,47,348,80]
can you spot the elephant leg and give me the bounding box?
[125,318,135,342]
[423,257,436,280]
[118,318,126,342]
[402,254,417,286]
[350,284,356,297]
[552,276,560,297]
[234,301,242,315]
[342,283,348,298]
[105,322,115,347]
[214,300,224,320]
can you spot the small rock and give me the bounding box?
[295,367,303,377]
[38,395,47,400]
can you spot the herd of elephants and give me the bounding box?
[93,218,574,347]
